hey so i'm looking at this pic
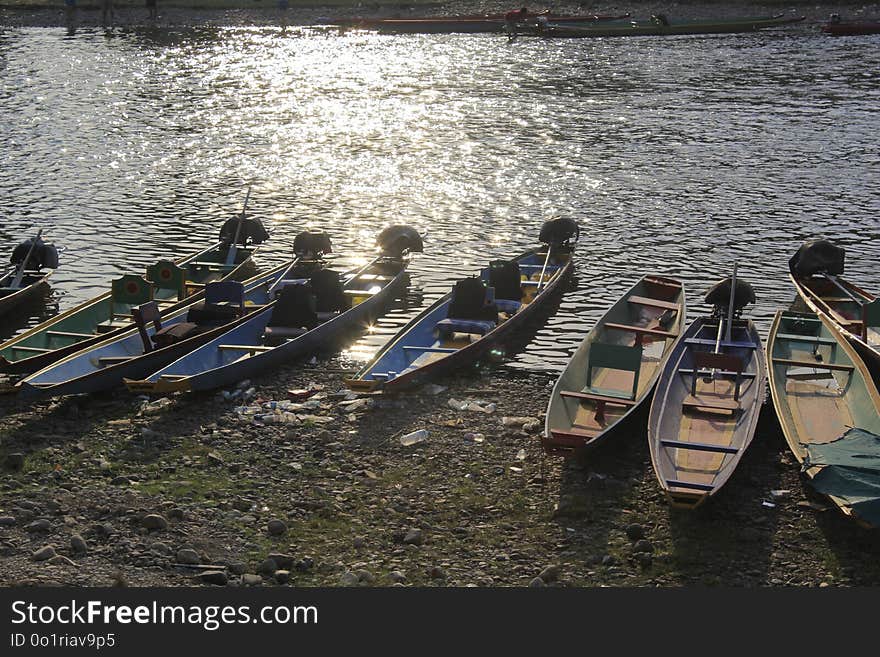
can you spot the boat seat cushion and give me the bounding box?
[186,301,241,325]
[436,318,495,337]
[153,322,205,348]
[495,299,521,314]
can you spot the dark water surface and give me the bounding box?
[1,25,878,372]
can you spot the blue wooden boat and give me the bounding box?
[344,219,578,393]
[0,213,268,375]
[124,226,423,394]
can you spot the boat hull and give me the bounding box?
[0,242,257,375]
[16,263,287,399]
[544,275,686,456]
[347,247,573,393]
[821,21,880,35]
[766,310,880,527]
[648,316,766,507]
[126,260,409,394]
[0,271,51,317]
[516,14,805,38]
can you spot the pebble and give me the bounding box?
[538,564,560,583]
[387,571,407,584]
[199,570,228,586]
[150,541,173,556]
[110,476,131,486]
[625,523,646,541]
[176,549,201,565]
[25,519,52,533]
[268,554,295,569]
[403,528,423,545]
[242,574,262,586]
[339,571,360,586]
[168,508,186,520]
[32,545,56,561]
[142,514,168,531]
[601,555,617,566]
[529,577,546,587]
[267,519,287,536]
[229,563,247,576]
[5,453,25,471]
[258,558,279,575]
[353,536,366,549]
[48,555,78,567]
[0,516,16,526]
[71,535,88,555]
[275,570,291,584]
[428,566,446,580]
[632,539,654,554]
[636,553,653,568]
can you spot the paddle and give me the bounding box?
[535,243,553,294]
[10,229,43,289]
[224,187,252,268]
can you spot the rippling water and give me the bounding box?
[1,25,879,372]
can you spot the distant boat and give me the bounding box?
[543,274,686,457]
[511,13,805,38]
[0,231,59,318]
[317,12,629,34]
[821,15,880,35]
[767,309,880,528]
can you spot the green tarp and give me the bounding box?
[804,427,880,528]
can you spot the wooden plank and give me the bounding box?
[772,358,854,372]
[560,390,637,405]
[627,295,679,311]
[682,395,739,411]
[679,368,756,378]
[666,479,714,491]
[218,344,273,352]
[604,322,677,339]
[11,346,51,353]
[684,338,757,349]
[46,330,94,339]
[660,439,738,454]
[776,333,836,345]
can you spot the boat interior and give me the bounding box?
[359,251,567,387]
[799,274,880,348]
[546,275,683,453]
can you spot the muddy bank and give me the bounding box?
[1,351,879,587]
[1,1,877,29]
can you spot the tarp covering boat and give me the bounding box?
[10,237,59,270]
[804,427,880,528]
[219,216,270,246]
[704,276,756,311]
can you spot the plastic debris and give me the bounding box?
[400,429,428,446]
[448,398,496,413]
[761,501,776,508]
[516,448,526,461]
[501,416,539,427]
[770,489,791,500]
[140,397,173,415]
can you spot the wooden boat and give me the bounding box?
[821,16,880,35]
[124,226,422,394]
[0,216,267,375]
[543,275,685,456]
[16,263,293,400]
[788,239,880,383]
[648,272,766,507]
[0,232,59,318]
[345,219,577,393]
[767,309,880,527]
[512,13,805,38]
[319,13,629,34]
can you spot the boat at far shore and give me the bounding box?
[510,13,805,38]
[316,12,629,34]
[821,14,880,35]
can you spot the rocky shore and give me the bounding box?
[1,350,879,588]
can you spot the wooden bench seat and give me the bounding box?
[46,330,95,340]
[679,368,756,379]
[666,479,715,492]
[10,345,51,353]
[627,295,680,311]
[684,338,757,349]
[604,322,676,339]
[776,333,836,345]
[218,344,273,352]
[560,390,637,406]
[772,358,854,372]
[660,439,738,454]
[681,395,739,413]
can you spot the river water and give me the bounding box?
[1,24,878,373]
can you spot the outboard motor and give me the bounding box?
[219,215,270,246]
[376,225,424,257]
[11,237,59,270]
[293,231,333,260]
[789,238,845,277]
[704,276,756,317]
[539,217,579,247]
